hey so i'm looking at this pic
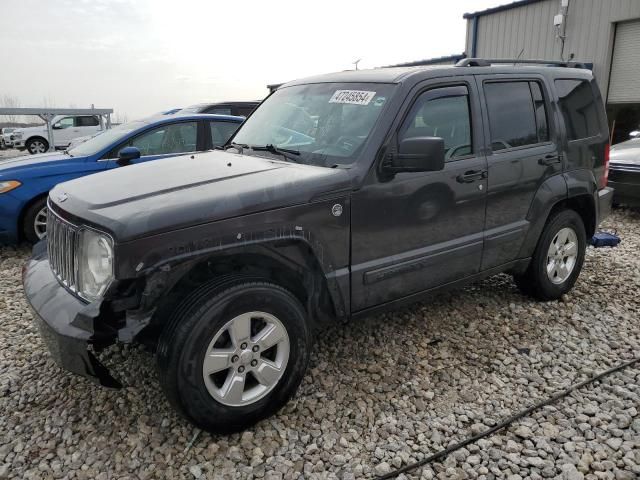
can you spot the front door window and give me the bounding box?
[124,122,198,156]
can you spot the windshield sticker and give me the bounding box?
[373,97,386,107]
[329,90,376,105]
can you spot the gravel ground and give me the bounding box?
[0,208,638,480]
[0,148,25,160]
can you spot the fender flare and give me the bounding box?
[518,169,599,259]
[518,173,568,259]
[121,232,350,330]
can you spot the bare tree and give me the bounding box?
[113,112,128,125]
[1,95,20,123]
[42,96,56,109]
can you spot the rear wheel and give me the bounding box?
[22,197,48,243]
[514,209,586,300]
[26,137,49,154]
[157,280,311,433]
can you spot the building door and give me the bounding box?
[608,20,640,143]
[609,20,640,104]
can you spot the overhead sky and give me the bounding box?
[0,0,505,120]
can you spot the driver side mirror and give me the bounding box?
[384,137,445,173]
[117,146,141,166]
[52,123,62,130]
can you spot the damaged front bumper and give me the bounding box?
[22,242,123,388]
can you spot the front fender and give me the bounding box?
[115,197,351,321]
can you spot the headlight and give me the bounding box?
[77,228,114,301]
[0,180,21,193]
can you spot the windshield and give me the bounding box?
[232,82,395,167]
[67,121,146,156]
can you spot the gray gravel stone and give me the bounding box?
[1,208,639,479]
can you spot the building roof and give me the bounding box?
[463,0,544,19]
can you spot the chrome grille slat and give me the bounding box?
[46,203,78,292]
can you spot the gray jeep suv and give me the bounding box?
[24,59,613,432]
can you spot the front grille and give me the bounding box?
[47,205,80,293]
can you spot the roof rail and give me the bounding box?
[455,58,590,69]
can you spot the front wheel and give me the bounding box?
[26,137,49,154]
[514,209,586,300]
[157,281,311,433]
[22,197,48,243]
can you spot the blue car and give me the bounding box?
[0,113,243,243]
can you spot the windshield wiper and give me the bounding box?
[250,144,301,163]
[63,149,74,157]
[224,142,249,152]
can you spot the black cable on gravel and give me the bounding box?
[375,355,640,480]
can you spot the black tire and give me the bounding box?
[157,280,311,433]
[22,197,48,243]
[26,137,49,154]
[514,209,586,300]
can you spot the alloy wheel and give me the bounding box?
[33,206,48,239]
[29,140,47,154]
[202,311,290,407]
[546,227,578,284]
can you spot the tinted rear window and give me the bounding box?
[555,79,600,140]
[484,82,541,151]
[76,116,99,127]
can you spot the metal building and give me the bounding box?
[464,0,640,143]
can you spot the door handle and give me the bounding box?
[456,170,487,183]
[538,154,561,166]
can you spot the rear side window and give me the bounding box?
[484,81,549,151]
[555,79,600,140]
[76,116,99,127]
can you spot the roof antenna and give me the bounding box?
[514,48,525,65]
[353,59,361,70]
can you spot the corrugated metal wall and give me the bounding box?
[466,0,640,101]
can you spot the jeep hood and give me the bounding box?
[50,150,352,241]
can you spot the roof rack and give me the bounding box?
[455,58,590,69]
